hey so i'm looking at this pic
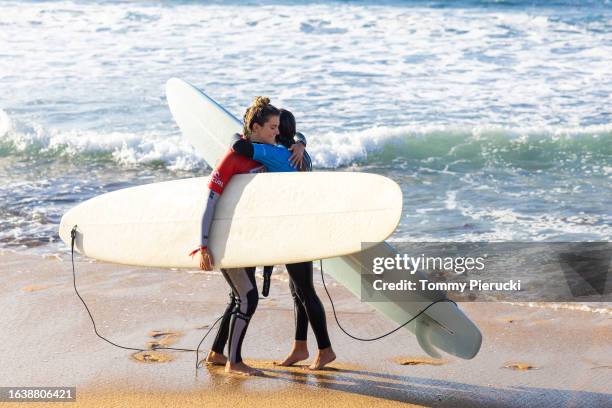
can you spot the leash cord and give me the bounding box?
[319,259,456,341]
[70,225,223,370]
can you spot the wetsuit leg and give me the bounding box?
[211,291,236,354]
[222,267,259,364]
[286,262,331,350]
[289,277,308,341]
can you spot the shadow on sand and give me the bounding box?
[246,365,611,407]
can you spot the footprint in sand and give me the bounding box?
[129,330,185,363]
[131,351,174,363]
[396,357,447,366]
[21,285,49,292]
[503,362,538,371]
[146,330,183,349]
[43,254,63,261]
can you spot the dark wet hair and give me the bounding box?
[242,96,280,138]
[278,108,296,148]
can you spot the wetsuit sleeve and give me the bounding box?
[294,132,311,171]
[252,143,297,171]
[208,151,236,194]
[232,138,254,158]
[302,150,313,172]
[200,188,220,247]
[294,132,307,146]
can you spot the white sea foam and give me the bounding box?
[1,1,612,135]
[0,111,204,170]
[1,108,610,171]
[0,1,610,252]
[0,109,11,137]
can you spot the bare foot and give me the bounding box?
[225,361,262,376]
[205,350,227,366]
[308,347,336,370]
[275,340,309,366]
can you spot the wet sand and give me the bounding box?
[1,250,610,407]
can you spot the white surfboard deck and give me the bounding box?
[165,78,482,359]
[166,77,242,168]
[59,172,402,268]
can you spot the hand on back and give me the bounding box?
[288,143,305,169]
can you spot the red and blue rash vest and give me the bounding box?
[208,149,266,194]
[198,148,265,248]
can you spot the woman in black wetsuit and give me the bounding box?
[231,109,336,370]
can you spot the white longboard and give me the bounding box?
[166,77,242,168]
[165,78,482,359]
[59,172,402,268]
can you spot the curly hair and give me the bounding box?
[242,96,280,138]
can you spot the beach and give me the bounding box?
[1,1,611,406]
[1,250,610,407]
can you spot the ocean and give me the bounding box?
[1,0,610,261]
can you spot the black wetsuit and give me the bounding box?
[286,261,331,349]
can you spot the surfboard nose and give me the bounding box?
[58,208,77,248]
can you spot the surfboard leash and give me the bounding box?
[69,225,225,370]
[318,259,457,342]
[69,224,457,367]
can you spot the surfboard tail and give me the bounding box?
[415,319,442,359]
[323,242,482,360]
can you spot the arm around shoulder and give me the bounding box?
[232,138,254,158]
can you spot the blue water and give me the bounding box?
[0,0,611,254]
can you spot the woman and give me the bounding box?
[194,96,279,376]
[232,109,336,370]
[202,111,308,369]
